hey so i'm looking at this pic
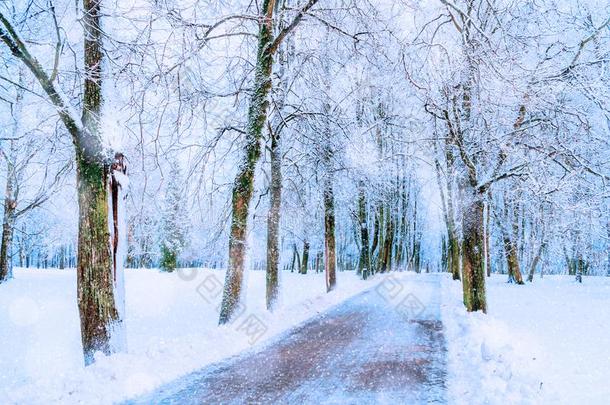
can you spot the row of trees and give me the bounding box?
[1,0,608,363]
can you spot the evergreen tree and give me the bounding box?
[159,163,189,272]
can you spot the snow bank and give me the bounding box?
[441,276,546,404]
[486,275,610,404]
[442,274,610,404]
[0,268,379,404]
[5,270,609,404]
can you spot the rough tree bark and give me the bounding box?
[0,1,127,364]
[218,0,319,324]
[78,0,127,364]
[502,232,524,284]
[441,63,486,311]
[460,186,487,312]
[219,0,277,323]
[451,83,486,311]
[266,125,282,310]
[76,153,125,365]
[506,216,524,284]
[323,172,337,292]
[265,0,290,308]
[0,73,25,283]
[0,157,17,283]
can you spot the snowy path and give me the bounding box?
[128,274,446,404]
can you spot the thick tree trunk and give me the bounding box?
[324,174,337,292]
[461,189,487,312]
[357,182,370,279]
[266,127,282,310]
[219,0,277,324]
[76,153,127,365]
[76,158,118,364]
[76,0,127,365]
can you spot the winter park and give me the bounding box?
[1,0,610,404]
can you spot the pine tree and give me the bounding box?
[159,164,189,272]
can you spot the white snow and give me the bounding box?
[0,268,377,404]
[3,270,610,404]
[442,274,610,405]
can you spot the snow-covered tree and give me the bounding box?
[159,163,189,272]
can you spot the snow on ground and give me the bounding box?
[442,273,610,405]
[0,268,378,404]
[3,269,610,404]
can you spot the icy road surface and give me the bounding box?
[128,274,446,404]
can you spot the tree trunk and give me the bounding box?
[447,232,459,280]
[433,147,460,280]
[461,189,487,312]
[527,242,544,282]
[59,246,66,269]
[76,157,120,364]
[443,141,461,280]
[76,0,127,365]
[219,0,277,324]
[412,199,420,273]
[484,200,491,277]
[441,236,448,273]
[300,240,309,274]
[324,175,337,292]
[503,234,524,284]
[266,127,282,310]
[496,197,524,285]
[290,243,299,273]
[77,153,127,365]
[0,143,17,283]
[381,207,393,273]
[0,196,16,282]
[357,182,370,279]
[18,234,24,268]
